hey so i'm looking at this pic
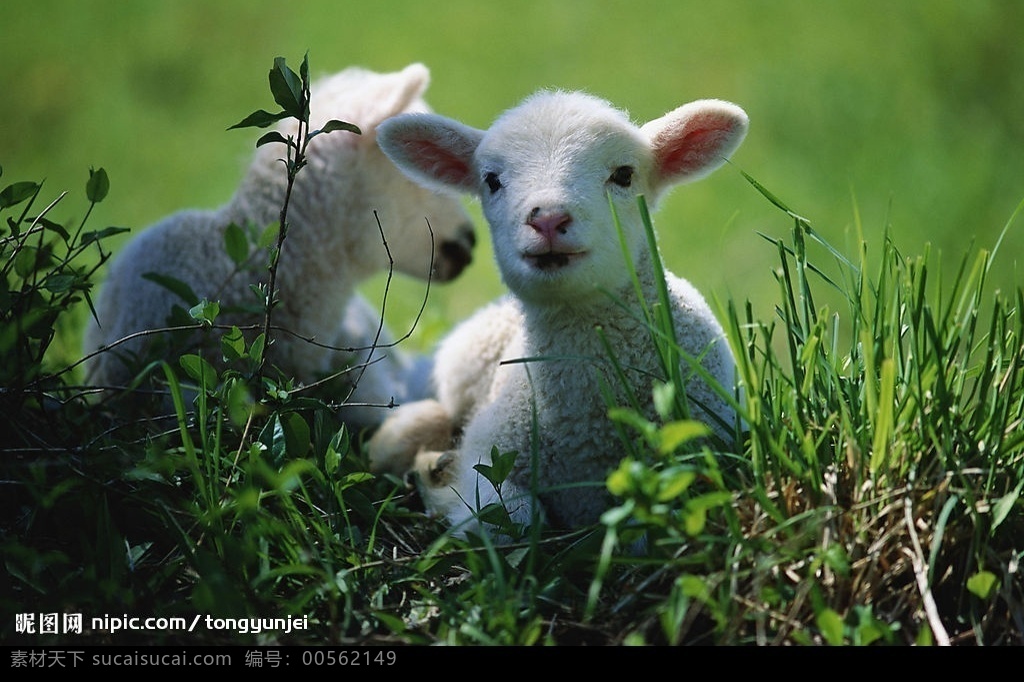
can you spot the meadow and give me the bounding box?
[6,1,1023,354]
[1,0,1022,646]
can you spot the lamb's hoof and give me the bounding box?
[366,400,453,476]
[411,450,463,520]
[412,449,457,488]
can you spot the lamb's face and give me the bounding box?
[347,80,476,285]
[304,63,477,284]
[375,90,748,302]
[474,93,654,304]
[362,136,477,283]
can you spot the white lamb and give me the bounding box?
[367,90,749,535]
[83,63,476,426]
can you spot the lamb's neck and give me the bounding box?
[522,261,663,356]
[221,168,370,303]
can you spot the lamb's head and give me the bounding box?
[377,91,747,304]
[250,63,476,283]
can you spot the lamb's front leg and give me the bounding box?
[414,446,536,540]
[366,399,454,477]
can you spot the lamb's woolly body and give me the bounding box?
[84,64,476,425]
[369,89,748,533]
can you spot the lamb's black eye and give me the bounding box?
[609,165,634,188]
[484,172,502,193]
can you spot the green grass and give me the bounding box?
[2,144,1021,644]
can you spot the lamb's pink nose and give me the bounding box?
[527,208,572,241]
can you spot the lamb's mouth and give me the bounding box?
[524,251,587,271]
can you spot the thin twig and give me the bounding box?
[903,495,951,645]
[329,211,436,407]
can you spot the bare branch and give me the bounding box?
[903,496,951,646]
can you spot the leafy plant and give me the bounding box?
[0,165,128,440]
[227,53,359,393]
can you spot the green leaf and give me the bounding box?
[325,427,349,475]
[258,222,280,249]
[142,272,199,306]
[652,381,675,420]
[266,245,281,270]
[655,467,697,502]
[220,326,246,361]
[473,446,517,487]
[308,120,361,142]
[179,354,218,391]
[342,472,374,486]
[14,246,38,278]
[82,226,131,244]
[257,413,311,466]
[255,131,292,149]
[658,420,710,455]
[816,608,845,645]
[820,544,851,576]
[43,273,77,294]
[677,574,710,602]
[683,504,706,536]
[852,605,895,645]
[167,304,193,328]
[966,570,999,600]
[606,459,638,497]
[188,299,220,325]
[600,500,634,526]
[223,222,249,266]
[225,379,252,428]
[0,181,39,209]
[608,407,656,444]
[476,502,513,528]
[281,412,310,459]
[249,333,266,365]
[86,167,109,203]
[34,217,70,242]
[320,119,361,135]
[681,491,732,535]
[269,57,304,120]
[228,109,287,130]
[855,620,884,646]
[686,490,733,512]
[259,414,287,465]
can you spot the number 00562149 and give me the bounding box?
[301,649,397,666]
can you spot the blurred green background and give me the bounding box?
[4,0,1022,360]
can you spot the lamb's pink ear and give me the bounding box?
[641,99,748,188]
[377,114,484,194]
